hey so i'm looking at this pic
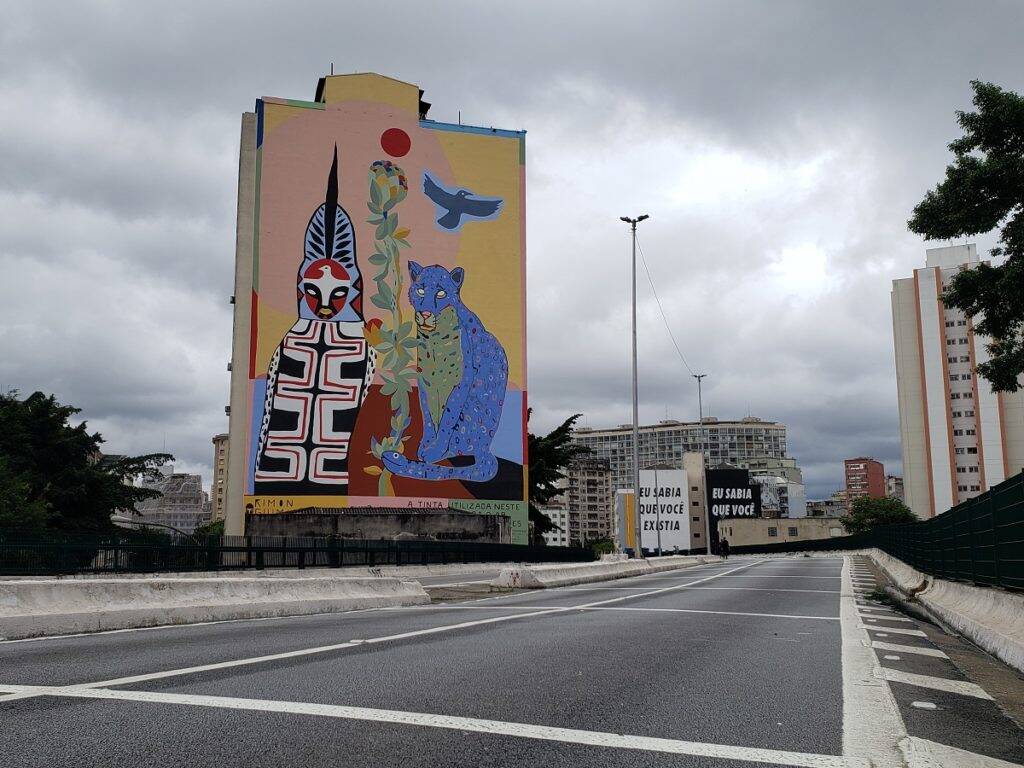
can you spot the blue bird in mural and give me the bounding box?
[423,171,503,231]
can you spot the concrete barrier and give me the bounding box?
[0,575,429,640]
[492,555,718,589]
[863,548,1024,675]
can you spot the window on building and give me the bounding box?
[961,374,971,380]
[948,373,958,382]
[691,500,699,507]
[767,527,778,537]
[967,447,977,454]
[958,484,968,492]
[950,393,960,400]
[958,320,967,326]
[959,338,969,345]
[946,356,957,364]
[692,516,700,522]
[969,466,979,473]
[694,531,700,538]
[955,447,965,454]
[960,356,970,362]
[945,320,954,328]
[788,526,798,536]
[965,410,975,417]
[971,485,980,491]
[946,339,956,346]
[966,428,975,435]
[953,429,963,436]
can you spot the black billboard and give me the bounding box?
[705,468,761,554]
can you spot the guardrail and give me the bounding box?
[0,533,594,576]
[731,472,1024,592]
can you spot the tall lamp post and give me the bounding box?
[621,214,648,558]
[693,373,709,552]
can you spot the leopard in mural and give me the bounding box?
[381,261,507,482]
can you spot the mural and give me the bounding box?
[254,147,374,494]
[239,74,528,542]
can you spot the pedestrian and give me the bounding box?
[720,537,730,560]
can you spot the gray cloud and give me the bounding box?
[2,1,1022,500]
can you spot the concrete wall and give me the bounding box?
[717,516,846,547]
[245,509,510,542]
[224,112,257,536]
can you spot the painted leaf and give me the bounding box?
[363,465,383,476]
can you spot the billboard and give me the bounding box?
[705,468,761,552]
[638,469,690,552]
[232,74,528,542]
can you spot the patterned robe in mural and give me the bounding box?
[254,146,374,495]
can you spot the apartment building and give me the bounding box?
[891,244,1024,518]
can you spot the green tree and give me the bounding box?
[840,496,918,535]
[527,412,591,545]
[0,391,172,534]
[908,80,1024,392]
[192,518,225,539]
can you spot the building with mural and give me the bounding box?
[224,73,528,543]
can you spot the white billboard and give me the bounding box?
[638,469,691,552]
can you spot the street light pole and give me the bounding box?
[621,214,649,558]
[693,373,709,553]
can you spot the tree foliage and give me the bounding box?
[908,80,1024,392]
[840,496,918,535]
[527,411,591,544]
[192,518,225,538]
[0,391,172,534]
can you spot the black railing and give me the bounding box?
[0,534,594,576]
[731,472,1024,591]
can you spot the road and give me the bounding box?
[1,556,1020,767]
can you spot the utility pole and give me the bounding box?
[693,373,709,553]
[654,464,662,556]
[621,214,649,558]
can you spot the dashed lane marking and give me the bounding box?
[870,641,949,659]
[859,615,913,622]
[860,625,927,637]
[879,668,993,700]
[0,684,850,768]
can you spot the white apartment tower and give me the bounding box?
[891,244,1024,519]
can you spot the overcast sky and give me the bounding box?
[2,1,1022,499]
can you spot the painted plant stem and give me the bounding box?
[365,160,415,495]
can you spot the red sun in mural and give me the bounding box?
[380,128,411,158]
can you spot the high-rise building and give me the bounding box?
[129,467,211,534]
[541,457,614,547]
[224,72,529,539]
[892,244,1024,518]
[844,457,885,505]
[741,455,803,484]
[886,474,904,502]
[211,433,229,521]
[573,417,787,492]
[540,507,570,547]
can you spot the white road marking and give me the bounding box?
[884,655,901,661]
[405,605,838,621]
[713,575,841,580]
[35,559,770,691]
[879,668,993,699]
[860,625,927,637]
[610,589,843,593]
[871,642,948,659]
[858,615,912,623]
[910,701,936,710]
[839,555,908,768]
[3,684,849,767]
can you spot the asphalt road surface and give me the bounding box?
[1,556,1021,767]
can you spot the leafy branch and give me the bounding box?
[363,161,416,494]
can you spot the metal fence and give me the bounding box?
[0,533,594,576]
[732,472,1024,591]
